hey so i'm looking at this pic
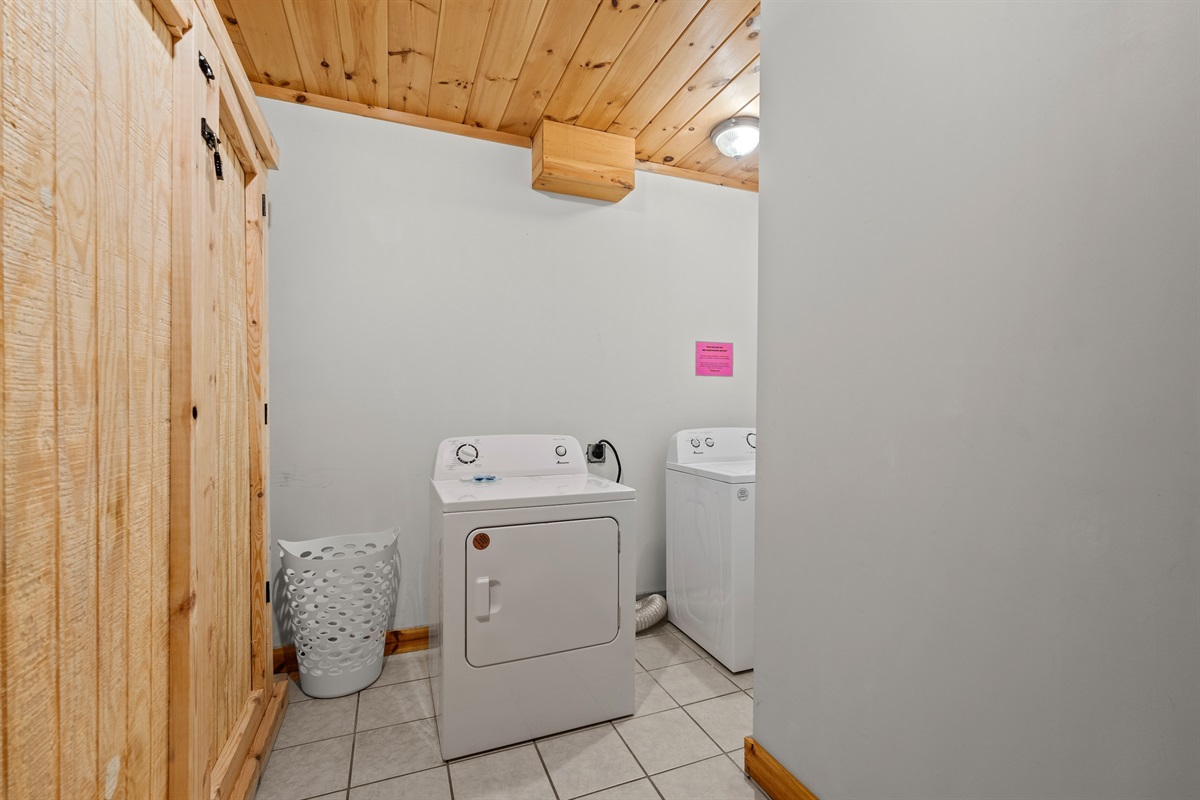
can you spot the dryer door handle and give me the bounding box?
[474,577,491,621]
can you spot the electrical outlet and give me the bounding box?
[586,442,607,464]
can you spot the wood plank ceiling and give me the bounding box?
[217,0,761,188]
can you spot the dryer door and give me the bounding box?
[466,517,619,667]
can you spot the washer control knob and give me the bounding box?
[690,437,701,448]
[705,437,715,447]
[456,443,478,464]
[555,445,567,457]
[747,432,756,449]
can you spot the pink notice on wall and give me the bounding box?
[696,341,734,377]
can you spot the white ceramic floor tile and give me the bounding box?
[537,724,644,799]
[745,687,754,698]
[373,651,429,687]
[727,749,745,771]
[706,657,753,690]
[349,766,451,800]
[614,708,720,775]
[668,629,712,660]
[649,660,739,706]
[446,738,527,764]
[633,658,645,675]
[684,691,753,752]
[273,694,358,750]
[651,754,758,800]
[536,721,612,743]
[287,676,314,704]
[449,744,556,800]
[635,620,673,639]
[633,672,678,717]
[309,793,347,800]
[356,678,434,731]
[578,777,661,799]
[351,718,443,786]
[256,735,353,800]
[634,634,702,671]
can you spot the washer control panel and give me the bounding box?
[433,435,586,480]
[666,427,757,464]
[456,443,479,464]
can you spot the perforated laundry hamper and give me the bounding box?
[279,528,400,698]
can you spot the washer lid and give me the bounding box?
[432,474,635,512]
[666,459,756,484]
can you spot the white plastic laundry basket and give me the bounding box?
[279,528,400,698]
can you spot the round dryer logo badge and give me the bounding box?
[472,533,491,550]
[737,488,750,501]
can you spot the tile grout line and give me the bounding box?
[276,680,436,751]
[611,717,652,781]
[287,664,432,705]
[614,717,721,799]
[617,696,750,782]
[271,712,436,754]
[643,661,742,710]
[346,690,361,794]
[531,739,562,800]
[575,776,664,800]
[343,765,450,796]
[357,710,436,734]
[679,699,735,759]
[645,667,741,707]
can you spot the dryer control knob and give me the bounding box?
[690,438,701,448]
[705,437,715,447]
[747,433,756,449]
[456,443,478,464]
[555,445,567,457]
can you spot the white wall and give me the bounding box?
[756,2,1199,798]
[262,99,757,642]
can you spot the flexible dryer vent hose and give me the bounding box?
[634,594,667,632]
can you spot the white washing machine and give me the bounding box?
[429,434,636,760]
[665,427,755,673]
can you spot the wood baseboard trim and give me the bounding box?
[229,677,289,800]
[272,626,430,675]
[744,737,820,800]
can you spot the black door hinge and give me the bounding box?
[201,117,219,150]
[265,580,271,603]
[262,194,267,217]
[264,403,268,425]
[213,150,224,181]
[198,52,215,82]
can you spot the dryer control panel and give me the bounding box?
[432,435,586,480]
[666,427,757,464]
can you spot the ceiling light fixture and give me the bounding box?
[710,117,760,158]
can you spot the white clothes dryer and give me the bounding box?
[429,435,636,760]
[665,428,755,673]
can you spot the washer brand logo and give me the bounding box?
[737,488,750,501]
[472,533,491,550]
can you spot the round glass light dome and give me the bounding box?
[710,117,760,157]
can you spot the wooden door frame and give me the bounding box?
[168,1,282,797]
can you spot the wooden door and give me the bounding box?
[170,4,282,798]
[0,0,176,796]
[0,0,281,797]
